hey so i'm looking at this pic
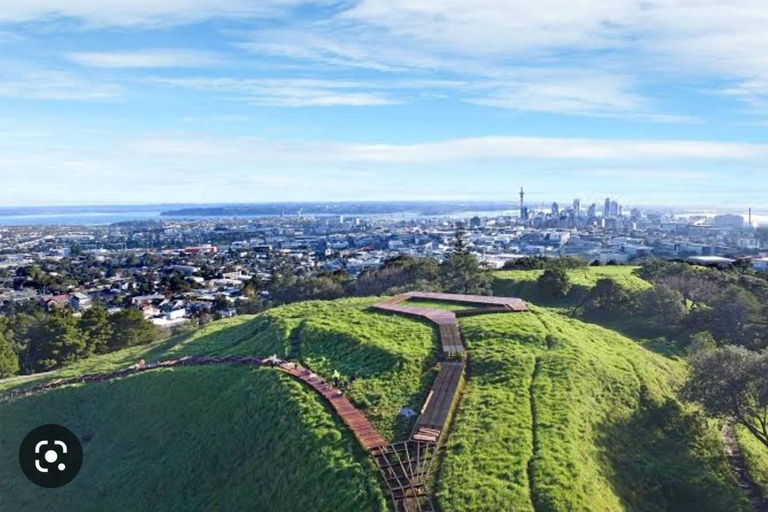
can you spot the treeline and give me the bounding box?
[265,243,492,307]
[0,307,159,378]
[569,259,768,351]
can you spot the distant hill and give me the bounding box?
[0,297,755,512]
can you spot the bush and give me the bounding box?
[538,268,572,298]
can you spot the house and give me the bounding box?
[165,308,187,321]
[131,294,165,306]
[140,304,161,319]
[42,294,70,310]
[69,293,92,311]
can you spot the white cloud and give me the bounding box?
[1,133,766,205]
[151,77,401,106]
[66,50,222,68]
[0,71,120,100]
[125,134,768,164]
[0,0,306,26]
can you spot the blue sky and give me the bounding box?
[0,0,767,208]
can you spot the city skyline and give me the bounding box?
[1,1,768,206]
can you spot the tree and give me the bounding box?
[452,228,470,256]
[108,309,159,350]
[583,278,630,314]
[213,294,230,311]
[354,256,441,296]
[684,346,768,450]
[79,307,113,355]
[0,331,19,378]
[658,273,719,308]
[538,268,571,298]
[707,286,764,349]
[36,311,86,371]
[636,285,687,327]
[441,253,491,295]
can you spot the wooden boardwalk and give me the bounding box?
[372,292,527,355]
[277,362,387,450]
[371,292,528,511]
[411,361,464,443]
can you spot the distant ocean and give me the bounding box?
[0,207,166,226]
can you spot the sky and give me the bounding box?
[1,0,768,209]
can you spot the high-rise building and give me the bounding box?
[610,201,619,217]
[604,197,611,218]
[551,202,559,216]
[587,204,597,218]
[573,198,581,217]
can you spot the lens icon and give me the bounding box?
[19,424,83,488]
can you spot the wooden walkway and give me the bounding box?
[372,292,527,355]
[411,361,464,443]
[371,292,528,511]
[3,354,387,451]
[277,362,387,450]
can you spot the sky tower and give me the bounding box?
[519,187,525,220]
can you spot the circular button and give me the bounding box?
[18,424,83,488]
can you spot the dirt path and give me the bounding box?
[722,421,768,512]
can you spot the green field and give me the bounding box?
[0,294,759,512]
[437,306,747,512]
[0,365,386,512]
[493,266,651,306]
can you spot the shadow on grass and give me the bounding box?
[598,397,748,512]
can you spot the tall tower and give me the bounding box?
[519,187,525,220]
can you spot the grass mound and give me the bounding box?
[493,266,650,307]
[0,365,386,512]
[437,306,747,512]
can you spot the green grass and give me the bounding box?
[437,306,748,512]
[0,365,387,512]
[492,266,650,308]
[267,298,438,440]
[1,295,760,512]
[2,298,437,441]
[401,299,476,311]
[736,425,768,495]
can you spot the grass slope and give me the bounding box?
[437,306,748,512]
[736,425,768,496]
[1,298,437,441]
[493,266,650,307]
[0,365,386,512]
[264,298,437,440]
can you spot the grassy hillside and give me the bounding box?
[493,266,650,306]
[437,306,748,512]
[1,298,437,440]
[0,296,756,512]
[0,365,386,512]
[736,425,768,496]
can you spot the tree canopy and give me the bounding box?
[684,346,768,449]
